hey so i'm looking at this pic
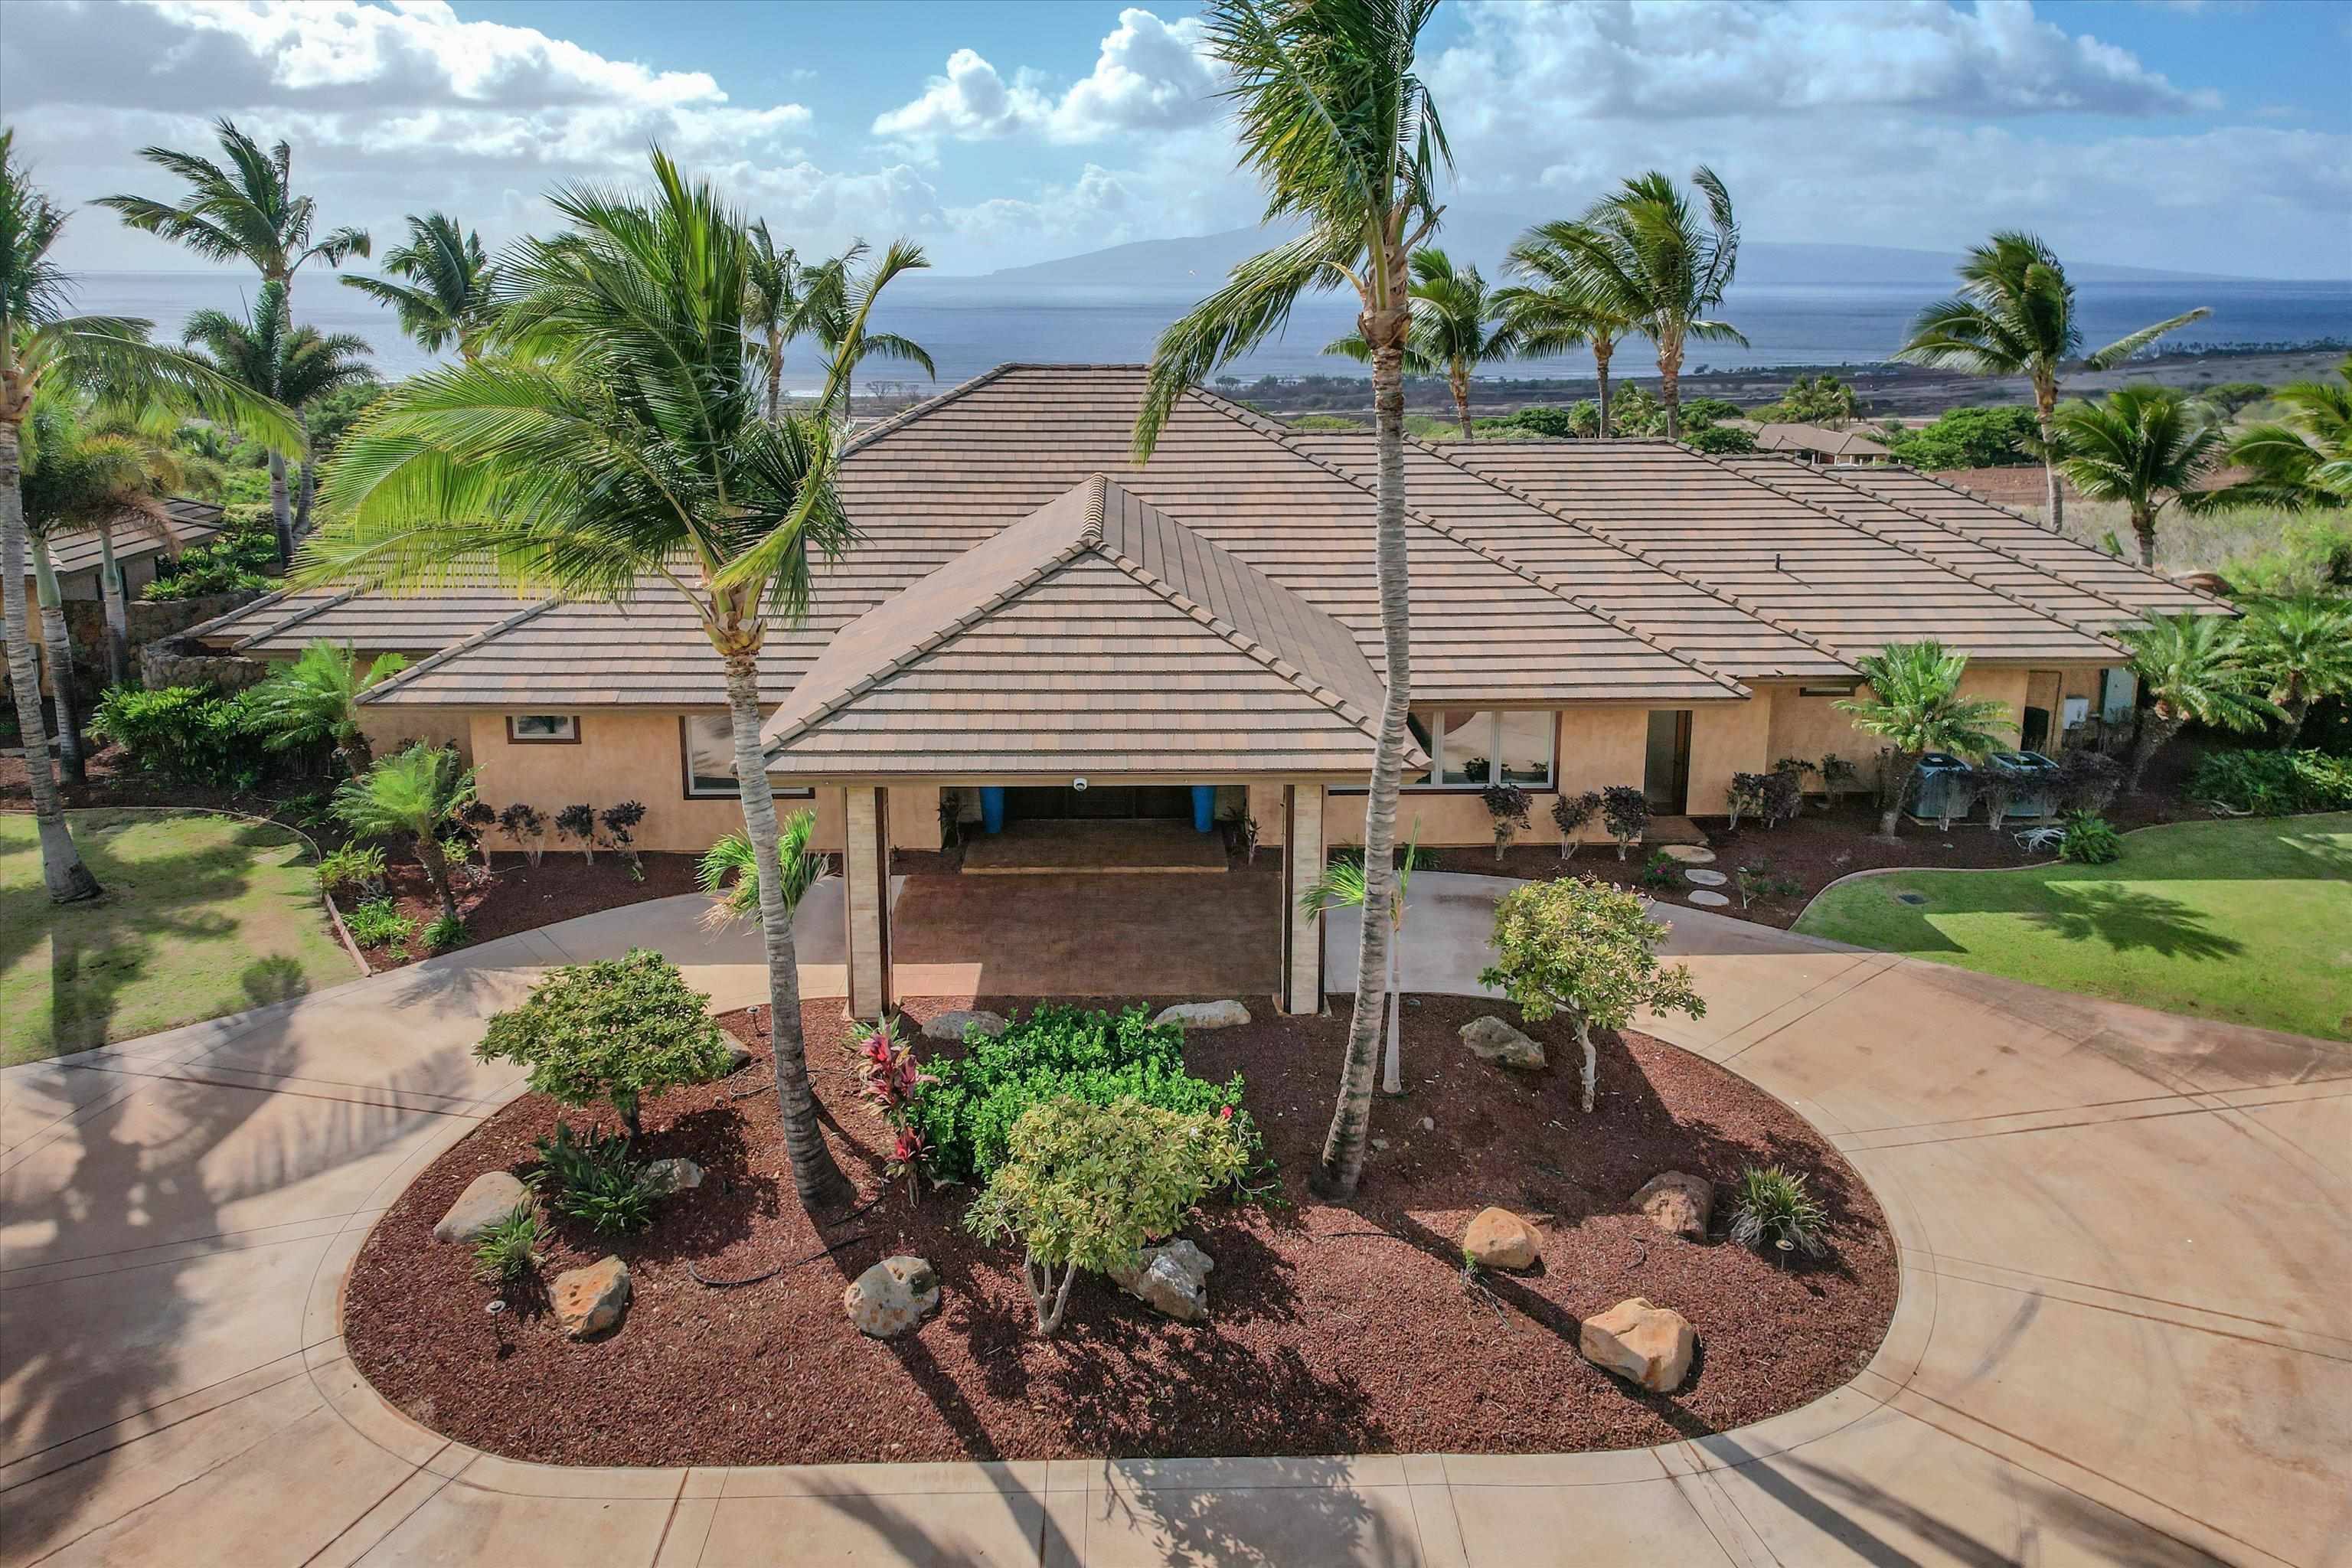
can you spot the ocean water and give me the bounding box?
[73,270,2352,390]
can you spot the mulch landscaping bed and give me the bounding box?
[345,852,703,971]
[345,993,1898,1467]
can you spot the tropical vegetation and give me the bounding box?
[1326,248,1519,436]
[1834,641,2014,838]
[331,742,477,925]
[2238,596,2352,746]
[244,638,410,776]
[2051,384,2221,567]
[1297,836,1424,1095]
[2112,611,2275,794]
[341,212,496,361]
[2200,354,2351,512]
[475,949,735,1143]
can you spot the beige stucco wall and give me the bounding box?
[1687,693,1774,819]
[1317,707,1656,851]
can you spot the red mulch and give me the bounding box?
[345,853,703,971]
[343,994,1898,1467]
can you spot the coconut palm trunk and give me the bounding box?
[2037,377,2064,531]
[765,328,785,423]
[266,446,293,566]
[1,420,99,899]
[30,536,83,783]
[1448,367,1471,438]
[724,652,848,1210]
[293,458,315,544]
[1660,338,1685,439]
[1592,334,1614,439]
[96,520,128,684]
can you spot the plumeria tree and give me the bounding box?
[1135,0,1449,1200]
[1835,641,2014,838]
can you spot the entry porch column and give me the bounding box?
[841,785,893,1021]
[1278,782,1325,1015]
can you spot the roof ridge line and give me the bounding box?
[227,584,364,653]
[356,596,564,705]
[1082,472,1108,546]
[1855,464,2231,610]
[1178,386,1754,698]
[1683,443,2120,648]
[761,534,1099,758]
[174,582,302,646]
[838,363,1018,459]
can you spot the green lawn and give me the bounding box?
[1,809,358,1065]
[1795,814,2352,1041]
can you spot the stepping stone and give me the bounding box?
[1661,844,1716,864]
[1687,890,1731,907]
[1683,868,1728,887]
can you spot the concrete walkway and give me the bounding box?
[5,877,2349,1566]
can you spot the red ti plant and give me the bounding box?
[849,1014,933,1202]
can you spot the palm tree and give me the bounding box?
[182,282,374,564]
[2113,610,2275,793]
[2196,355,2351,511]
[246,638,410,776]
[743,220,820,423]
[341,213,495,361]
[96,117,368,326]
[302,147,856,1211]
[4,129,300,903]
[1527,168,1746,438]
[806,238,935,423]
[1133,0,1448,1199]
[18,506,87,783]
[1327,250,1519,437]
[2238,597,2352,748]
[332,743,475,925]
[1495,234,1639,438]
[1895,234,2210,529]
[1296,833,1423,1096]
[1835,641,2014,838]
[696,812,825,929]
[2052,385,2222,568]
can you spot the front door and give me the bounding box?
[1644,710,1692,814]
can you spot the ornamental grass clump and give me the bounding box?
[475,948,733,1142]
[530,1121,654,1235]
[1727,1165,1830,1262]
[472,1204,545,1284]
[963,1098,1250,1335]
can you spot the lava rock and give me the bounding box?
[550,1256,632,1338]
[1152,1000,1251,1031]
[432,1171,530,1245]
[1580,1297,1695,1393]
[844,1255,941,1338]
[923,1009,1008,1042]
[1631,1171,1713,1240]
[1460,1015,1546,1070]
[1110,1239,1214,1322]
[1462,1207,1541,1271]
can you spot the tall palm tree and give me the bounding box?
[1326,250,1518,436]
[2195,355,2351,511]
[1296,833,1423,1096]
[2052,385,2222,568]
[332,743,475,925]
[3,129,299,903]
[1527,168,1746,438]
[1895,234,2210,529]
[302,147,855,1211]
[1495,232,1639,438]
[2238,597,2352,748]
[96,117,368,325]
[1835,641,2014,838]
[19,505,87,784]
[246,638,410,777]
[182,282,374,565]
[2114,610,2274,794]
[341,213,495,361]
[805,238,935,423]
[1134,0,1448,1199]
[743,220,815,423]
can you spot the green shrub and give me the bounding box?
[1681,423,1756,454]
[914,1004,1253,1185]
[1726,1165,1830,1259]
[2057,812,2124,864]
[472,1204,545,1285]
[422,912,468,952]
[530,1122,654,1234]
[342,897,416,950]
[1638,848,1676,889]
[964,1098,1251,1334]
[316,844,386,897]
[2190,748,2352,816]
[1880,404,2040,469]
[475,948,733,1139]
[1500,403,1580,439]
[1681,395,1746,425]
[141,521,278,601]
[87,684,270,789]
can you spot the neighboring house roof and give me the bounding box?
[1749,422,1890,459]
[180,569,547,656]
[37,497,222,577]
[757,473,1413,778]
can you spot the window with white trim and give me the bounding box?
[1408,710,1553,789]
[681,714,812,800]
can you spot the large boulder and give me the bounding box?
[1462,1207,1541,1272]
[637,1158,704,1198]
[1579,1298,1695,1393]
[1109,1240,1214,1323]
[1631,1171,1714,1241]
[1152,1000,1251,1031]
[1459,1016,1546,1070]
[550,1256,632,1338]
[717,1040,756,1075]
[432,1171,531,1245]
[844,1255,941,1338]
[923,1009,1007,1043]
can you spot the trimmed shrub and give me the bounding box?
[1727,1165,1830,1260]
[1481,782,1532,860]
[343,897,416,951]
[913,1004,1253,1185]
[2190,748,2352,817]
[1551,790,1600,858]
[2057,812,2123,864]
[1599,785,1650,860]
[475,949,733,1140]
[88,684,270,789]
[2054,747,2123,814]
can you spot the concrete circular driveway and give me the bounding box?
[4,877,2347,1566]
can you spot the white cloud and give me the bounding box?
[871,8,1220,149]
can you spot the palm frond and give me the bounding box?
[1135,228,1354,459]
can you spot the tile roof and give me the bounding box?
[37,498,221,577]
[187,567,548,657]
[1749,423,1890,459]
[757,473,1415,778]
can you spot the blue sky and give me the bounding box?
[5,0,2347,277]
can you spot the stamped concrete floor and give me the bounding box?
[5,874,2349,1567]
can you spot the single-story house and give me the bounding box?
[1744,421,1893,466]
[27,497,224,601]
[178,364,2220,1015]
